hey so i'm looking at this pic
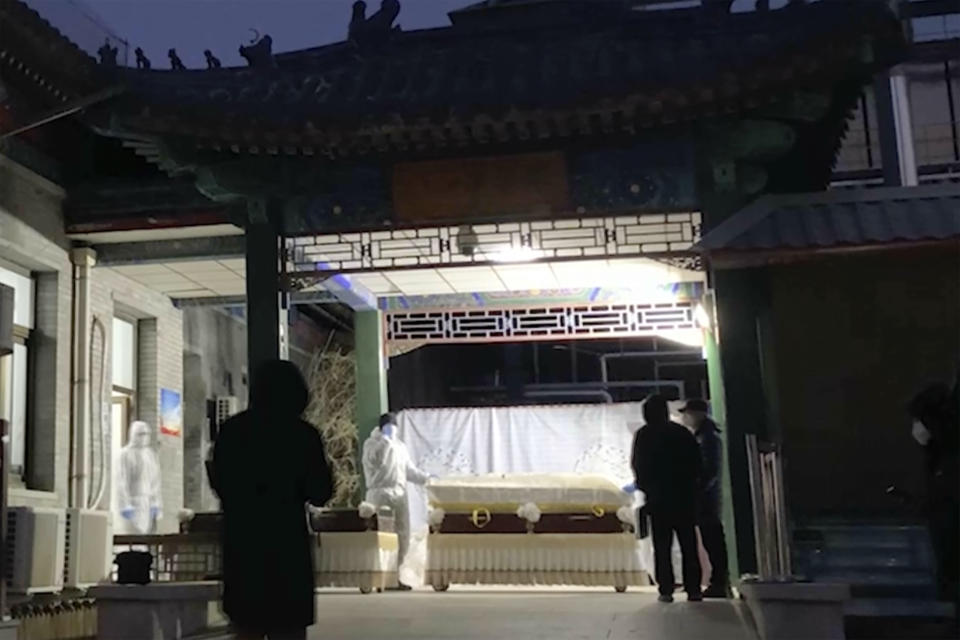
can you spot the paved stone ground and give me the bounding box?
[302,587,759,640]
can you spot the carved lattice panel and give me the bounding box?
[287,213,701,273]
[386,301,696,344]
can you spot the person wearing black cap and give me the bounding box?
[680,398,730,598]
[632,395,703,603]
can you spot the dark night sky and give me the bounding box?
[25,1,791,70]
[26,0,472,68]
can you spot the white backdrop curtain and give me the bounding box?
[395,402,707,586]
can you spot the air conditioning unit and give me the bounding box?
[63,508,112,589]
[215,396,239,427]
[5,506,66,594]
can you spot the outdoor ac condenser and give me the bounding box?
[215,396,239,427]
[63,508,112,589]
[5,506,66,593]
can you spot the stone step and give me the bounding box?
[804,568,934,586]
[846,616,957,640]
[849,583,939,600]
[795,548,932,570]
[795,526,929,549]
[845,598,956,619]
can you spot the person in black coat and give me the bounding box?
[211,360,333,640]
[680,398,730,598]
[632,395,703,602]
[908,382,959,607]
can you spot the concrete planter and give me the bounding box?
[0,620,19,640]
[90,582,222,640]
[739,581,850,640]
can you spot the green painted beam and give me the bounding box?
[704,314,741,582]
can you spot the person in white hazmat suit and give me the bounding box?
[362,412,430,589]
[117,420,162,534]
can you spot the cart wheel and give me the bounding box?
[432,583,450,592]
[359,586,372,594]
[614,586,627,593]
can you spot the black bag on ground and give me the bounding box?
[115,550,153,585]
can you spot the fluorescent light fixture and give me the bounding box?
[655,328,704,349]
[489,246,539,263]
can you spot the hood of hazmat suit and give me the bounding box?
[117,420,162,534]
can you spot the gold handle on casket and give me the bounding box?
[592,505,606,518]
[471,508,492,529]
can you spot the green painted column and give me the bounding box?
[704,307,741,582]
[354,310,388,493]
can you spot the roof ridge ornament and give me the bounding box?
[349,0,402,48]
[204,50,222,70]
[97,39,119,67]
[135,47,151,70]
[240,31,275,69]
[168,48,186,71]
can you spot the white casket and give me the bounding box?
[425,473,650,592]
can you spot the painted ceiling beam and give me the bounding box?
[92,235,245,266]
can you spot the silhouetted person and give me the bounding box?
[211,360,333,640]
[632,395,703,602]
[908,382,958,608]
[680,398,730,598]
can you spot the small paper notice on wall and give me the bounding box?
[160,389,182,437]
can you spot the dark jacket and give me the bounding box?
[211,362,333,632]
[695,418,723,518]
[632,420,702,516]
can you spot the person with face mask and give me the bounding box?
[362,412,430,590]
[117,420,162,535]
[908,382,958,608]
[679,398,730,598]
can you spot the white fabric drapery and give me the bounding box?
[398,404,646,536]
[396,403,710,587]
[315,531,399,591]
[426,533,650,589]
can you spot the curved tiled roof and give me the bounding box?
[102,0,903,157]
[697,183,960,253]
[0,0,104,104]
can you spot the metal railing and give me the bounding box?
[746,434,792,580]
[113,534,221,583]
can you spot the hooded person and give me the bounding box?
[361,412,430,589]
[116,420,162,535]
[211,360,333,640]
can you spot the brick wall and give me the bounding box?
[90,268,184,533]
[1,156,71,509]
[1,155,185,533]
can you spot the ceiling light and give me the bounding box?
[489,246,539,263]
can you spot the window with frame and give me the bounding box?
[908,60,960,169]
[110,315,138,513]
[0,263,35,482]
[111,315,138,443]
